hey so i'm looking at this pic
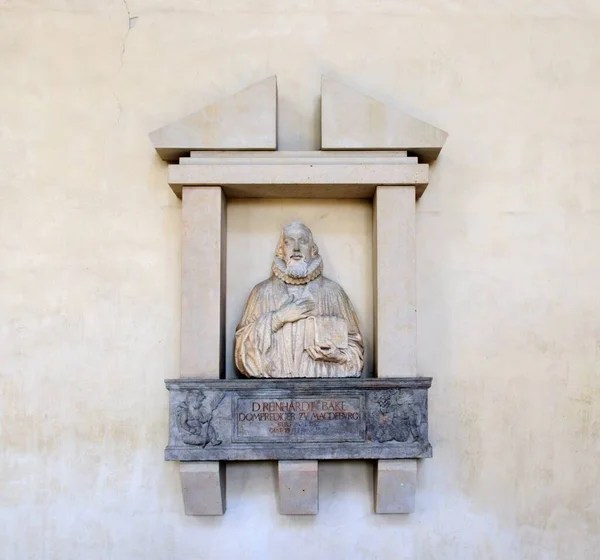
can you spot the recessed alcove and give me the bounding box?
[225,198,374,379]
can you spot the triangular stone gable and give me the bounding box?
[321,77,447,162]
[150,76,277,162]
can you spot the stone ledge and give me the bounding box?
[165,378,432,390]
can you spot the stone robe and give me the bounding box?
[235,274,364,378]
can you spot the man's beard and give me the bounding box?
[285,259,309,279]
[272,254,323,285]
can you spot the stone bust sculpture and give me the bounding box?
[235,222,364,378]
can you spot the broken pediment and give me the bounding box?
[321,77,447,163]
[149,75,277,162]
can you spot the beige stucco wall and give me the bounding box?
[2,1,600,558]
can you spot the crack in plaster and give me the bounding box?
[113,0,137,125]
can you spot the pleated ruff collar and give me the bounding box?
[271,255,323,285]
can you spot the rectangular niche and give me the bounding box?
[225,198,374,379]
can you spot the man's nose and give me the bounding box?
[293,241,301,251]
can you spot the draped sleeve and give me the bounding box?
[234,282,278,378]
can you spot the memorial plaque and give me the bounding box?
[233,395,365,443]
[165,378,432,461]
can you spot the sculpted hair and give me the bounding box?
[275,223,319,260]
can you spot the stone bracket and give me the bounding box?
[180,462,226,516]
[278,461,319,515]
[375,459,418,514]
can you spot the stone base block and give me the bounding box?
[278,460,319,515]
[375,459,417,514]
[179,461,226,515]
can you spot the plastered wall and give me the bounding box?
[1,1,600,559]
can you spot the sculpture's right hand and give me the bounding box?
[273,295,315,329]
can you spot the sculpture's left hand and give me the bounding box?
[306,341,347,364]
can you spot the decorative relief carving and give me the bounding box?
[373,390,424,444]
[234,223,364,378]
[175,390,225,447]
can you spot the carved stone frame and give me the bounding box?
[151,75,447,515]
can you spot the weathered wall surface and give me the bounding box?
[1,1,600,558]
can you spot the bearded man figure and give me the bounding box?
[234,222,364,378]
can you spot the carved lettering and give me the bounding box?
[233,396,365,443]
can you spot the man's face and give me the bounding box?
[282,226,312,266]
